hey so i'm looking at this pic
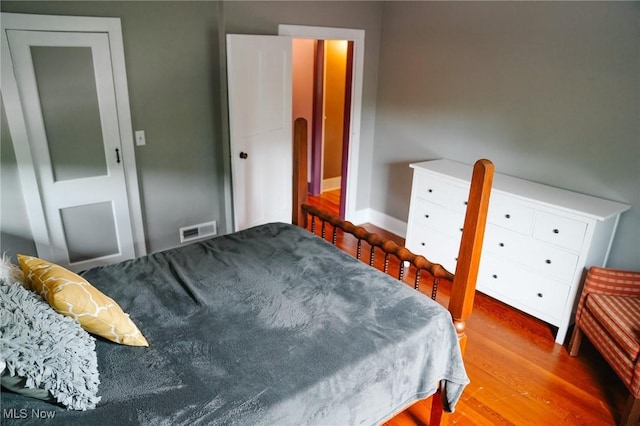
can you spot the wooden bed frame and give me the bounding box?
[291,117,494,425]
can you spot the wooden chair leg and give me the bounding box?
[619,394,640,426]
[568,325,583,356]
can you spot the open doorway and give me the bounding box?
[292,38,353,218]
[282,25,364,222]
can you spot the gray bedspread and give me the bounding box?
[2,223,469,425]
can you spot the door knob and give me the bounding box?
[239,152,248,159]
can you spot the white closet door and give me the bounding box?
[5,28,136,271]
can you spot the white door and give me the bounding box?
[2,14,143,272]
[226,35,292,231]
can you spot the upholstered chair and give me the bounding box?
[569,266,640,426]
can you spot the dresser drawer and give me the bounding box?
[478,256,570,323]
[487,193,535,235]
[533,211,587,252]
[413,172,469,212]
[484,225,579,282]
[406,225,459,273]
[410,198,465,240]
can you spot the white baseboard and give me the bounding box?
[347,208,370,226]
[348,208,407,239]
[321,177,341,192]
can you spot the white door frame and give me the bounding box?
[1,12,146,260]
[278,25,364,224]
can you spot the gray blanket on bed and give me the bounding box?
[1,223,469,425]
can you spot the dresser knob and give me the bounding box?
[421,242,426,246]
[424,214,430,218]
[499,242,505,247]
[545,259,552,264]
[464,201,468,205]
[537,293,543,298]
[505,214,511,219]
[553,229,560,234]
[459,228,463,232]
[428,189,433,193]
[492,274,498,279]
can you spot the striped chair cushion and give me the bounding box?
[580,306,638,396]
[585,294,640,361]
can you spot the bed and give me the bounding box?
[1,118,494,425]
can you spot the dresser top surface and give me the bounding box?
[410,159,630,220]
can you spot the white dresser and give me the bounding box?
[405,159,630,344]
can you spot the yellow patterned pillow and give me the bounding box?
[17,255,148,347]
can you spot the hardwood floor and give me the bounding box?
[307,190,627,426]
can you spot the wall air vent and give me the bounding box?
[179,220,217,243]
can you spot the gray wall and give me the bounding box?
[1,96,37,258]
[373,1,639,269]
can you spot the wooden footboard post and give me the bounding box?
[448,159,494,355]
[292,117,308,227]
[429,390,446,426]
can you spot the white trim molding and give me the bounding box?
[365,209,408,239]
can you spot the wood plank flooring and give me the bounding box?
[307,190,627,426]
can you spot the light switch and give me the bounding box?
[135,130,146,146]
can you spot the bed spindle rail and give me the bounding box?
[300,203,454,300]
